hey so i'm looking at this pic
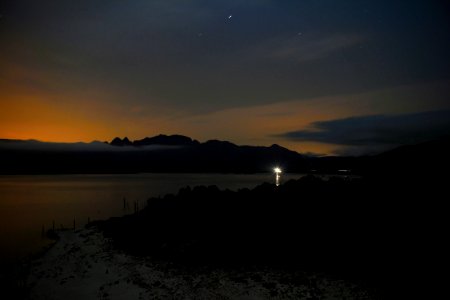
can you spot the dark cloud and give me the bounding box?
[1,0,450,112]
[278,110,450,149]
[2,1,450,154]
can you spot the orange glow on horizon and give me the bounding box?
[3,73,448,155]
[0,91,336,153]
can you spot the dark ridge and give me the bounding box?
[359,136,450,179]
[0,135,307,174]
[0,136,449,174]
[110,137,133,146]
[202,139,238,148]
[132,134,198,146]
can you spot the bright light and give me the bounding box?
[273,167,282,186]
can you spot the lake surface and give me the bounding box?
[0,173,307,263]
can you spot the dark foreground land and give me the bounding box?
[5,171,446,299]
[4,138,449,299]
[93,172,446,299]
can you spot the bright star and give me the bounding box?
[228,15,233,19]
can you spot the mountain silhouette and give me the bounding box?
[130,134,199,146]
[0,135,448,174]
[0,135,307,174]
[110,137,133,146]
[365,136,450,178]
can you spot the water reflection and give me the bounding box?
[0,173,308,262]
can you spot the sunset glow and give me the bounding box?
[1,1,449,155]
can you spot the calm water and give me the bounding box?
[0,173,306,262]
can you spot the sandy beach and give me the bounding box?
[26,227,374,300]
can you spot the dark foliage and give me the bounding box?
[94,173,446,299]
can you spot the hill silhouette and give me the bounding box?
[110,134,199,147]
[0,135,307,174]
[110,137,133,146]
[0,135,449,174]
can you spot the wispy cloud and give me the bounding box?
[250,33,364,63]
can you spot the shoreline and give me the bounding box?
[0,235,58,300]
[26,227,374,300]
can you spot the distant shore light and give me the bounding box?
[274,167,282,186]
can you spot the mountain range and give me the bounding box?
[0,134,448,175]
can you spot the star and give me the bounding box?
[228,15,233,19]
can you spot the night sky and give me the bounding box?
[1,1,450,155]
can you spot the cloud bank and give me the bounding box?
[278,110,450,154]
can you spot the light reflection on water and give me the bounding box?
[0,173,308,262]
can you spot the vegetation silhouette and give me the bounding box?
[93,167,446,298]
